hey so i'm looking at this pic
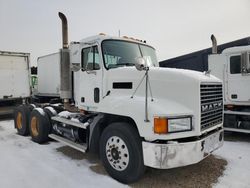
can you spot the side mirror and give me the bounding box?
[241,52,250,74]
[71,63,81,72]
[134,57,146,71]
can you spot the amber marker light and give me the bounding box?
[226,105,234,110]
[154,117,168,134]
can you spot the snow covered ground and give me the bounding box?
[0,120,126,188]
[0,119,250,188]
[214,137,250,188]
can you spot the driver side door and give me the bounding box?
[227,53,250,103]
[78,46,102,110]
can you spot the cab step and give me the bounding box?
[49,134,87,153]
[51,116,89,129]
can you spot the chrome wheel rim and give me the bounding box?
[105,136,129,171]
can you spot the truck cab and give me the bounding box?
[70,35,223,140]
[210,46,250,104]
[70,36,158,110]
[209,46,250,132]
[208,46,250,133]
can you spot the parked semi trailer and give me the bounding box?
[0,51,30,115]
[14,13,223,183]
[160,35,250,133]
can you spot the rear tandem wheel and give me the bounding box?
[29,108,51,144]
[14,105,32,136]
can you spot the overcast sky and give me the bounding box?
[0,0,250,66]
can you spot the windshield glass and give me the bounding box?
[102,40,158,69]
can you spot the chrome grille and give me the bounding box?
[200,83,223,130]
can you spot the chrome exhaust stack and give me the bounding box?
[58,12,71,107]
[59,12,69,49]
[211,34,217,54]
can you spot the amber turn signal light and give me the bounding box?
[154,117,168,134]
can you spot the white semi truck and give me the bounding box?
[209,37,250,133]
[0,51,30,115]
[14,13,224,183]
[161,35,250,133]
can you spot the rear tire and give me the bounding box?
[29,108,50,144]
[14,105,30,136]
[99,122,145,184]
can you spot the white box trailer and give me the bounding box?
[36,53,60,97]
[0,51,30,115]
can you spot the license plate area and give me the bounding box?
[203,132,221,156]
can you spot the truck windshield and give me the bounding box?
[102,40,158,69]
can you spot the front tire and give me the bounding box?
[99,122,145,184]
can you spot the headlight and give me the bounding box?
[154,116,192,134]
[168,117,192,133]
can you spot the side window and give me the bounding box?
[242,53,250,74]
[230,55,241,74]
[81,46,100,71]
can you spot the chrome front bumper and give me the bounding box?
[142,129,224,169]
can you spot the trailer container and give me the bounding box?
[0,51,30,115]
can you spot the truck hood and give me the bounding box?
[99,66,222,140]
[106,66,220,86]
[104,67,221,117]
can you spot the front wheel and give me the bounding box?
[99,122,145,184]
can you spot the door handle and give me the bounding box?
[94,88,100,103]
[86,70,96,75]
